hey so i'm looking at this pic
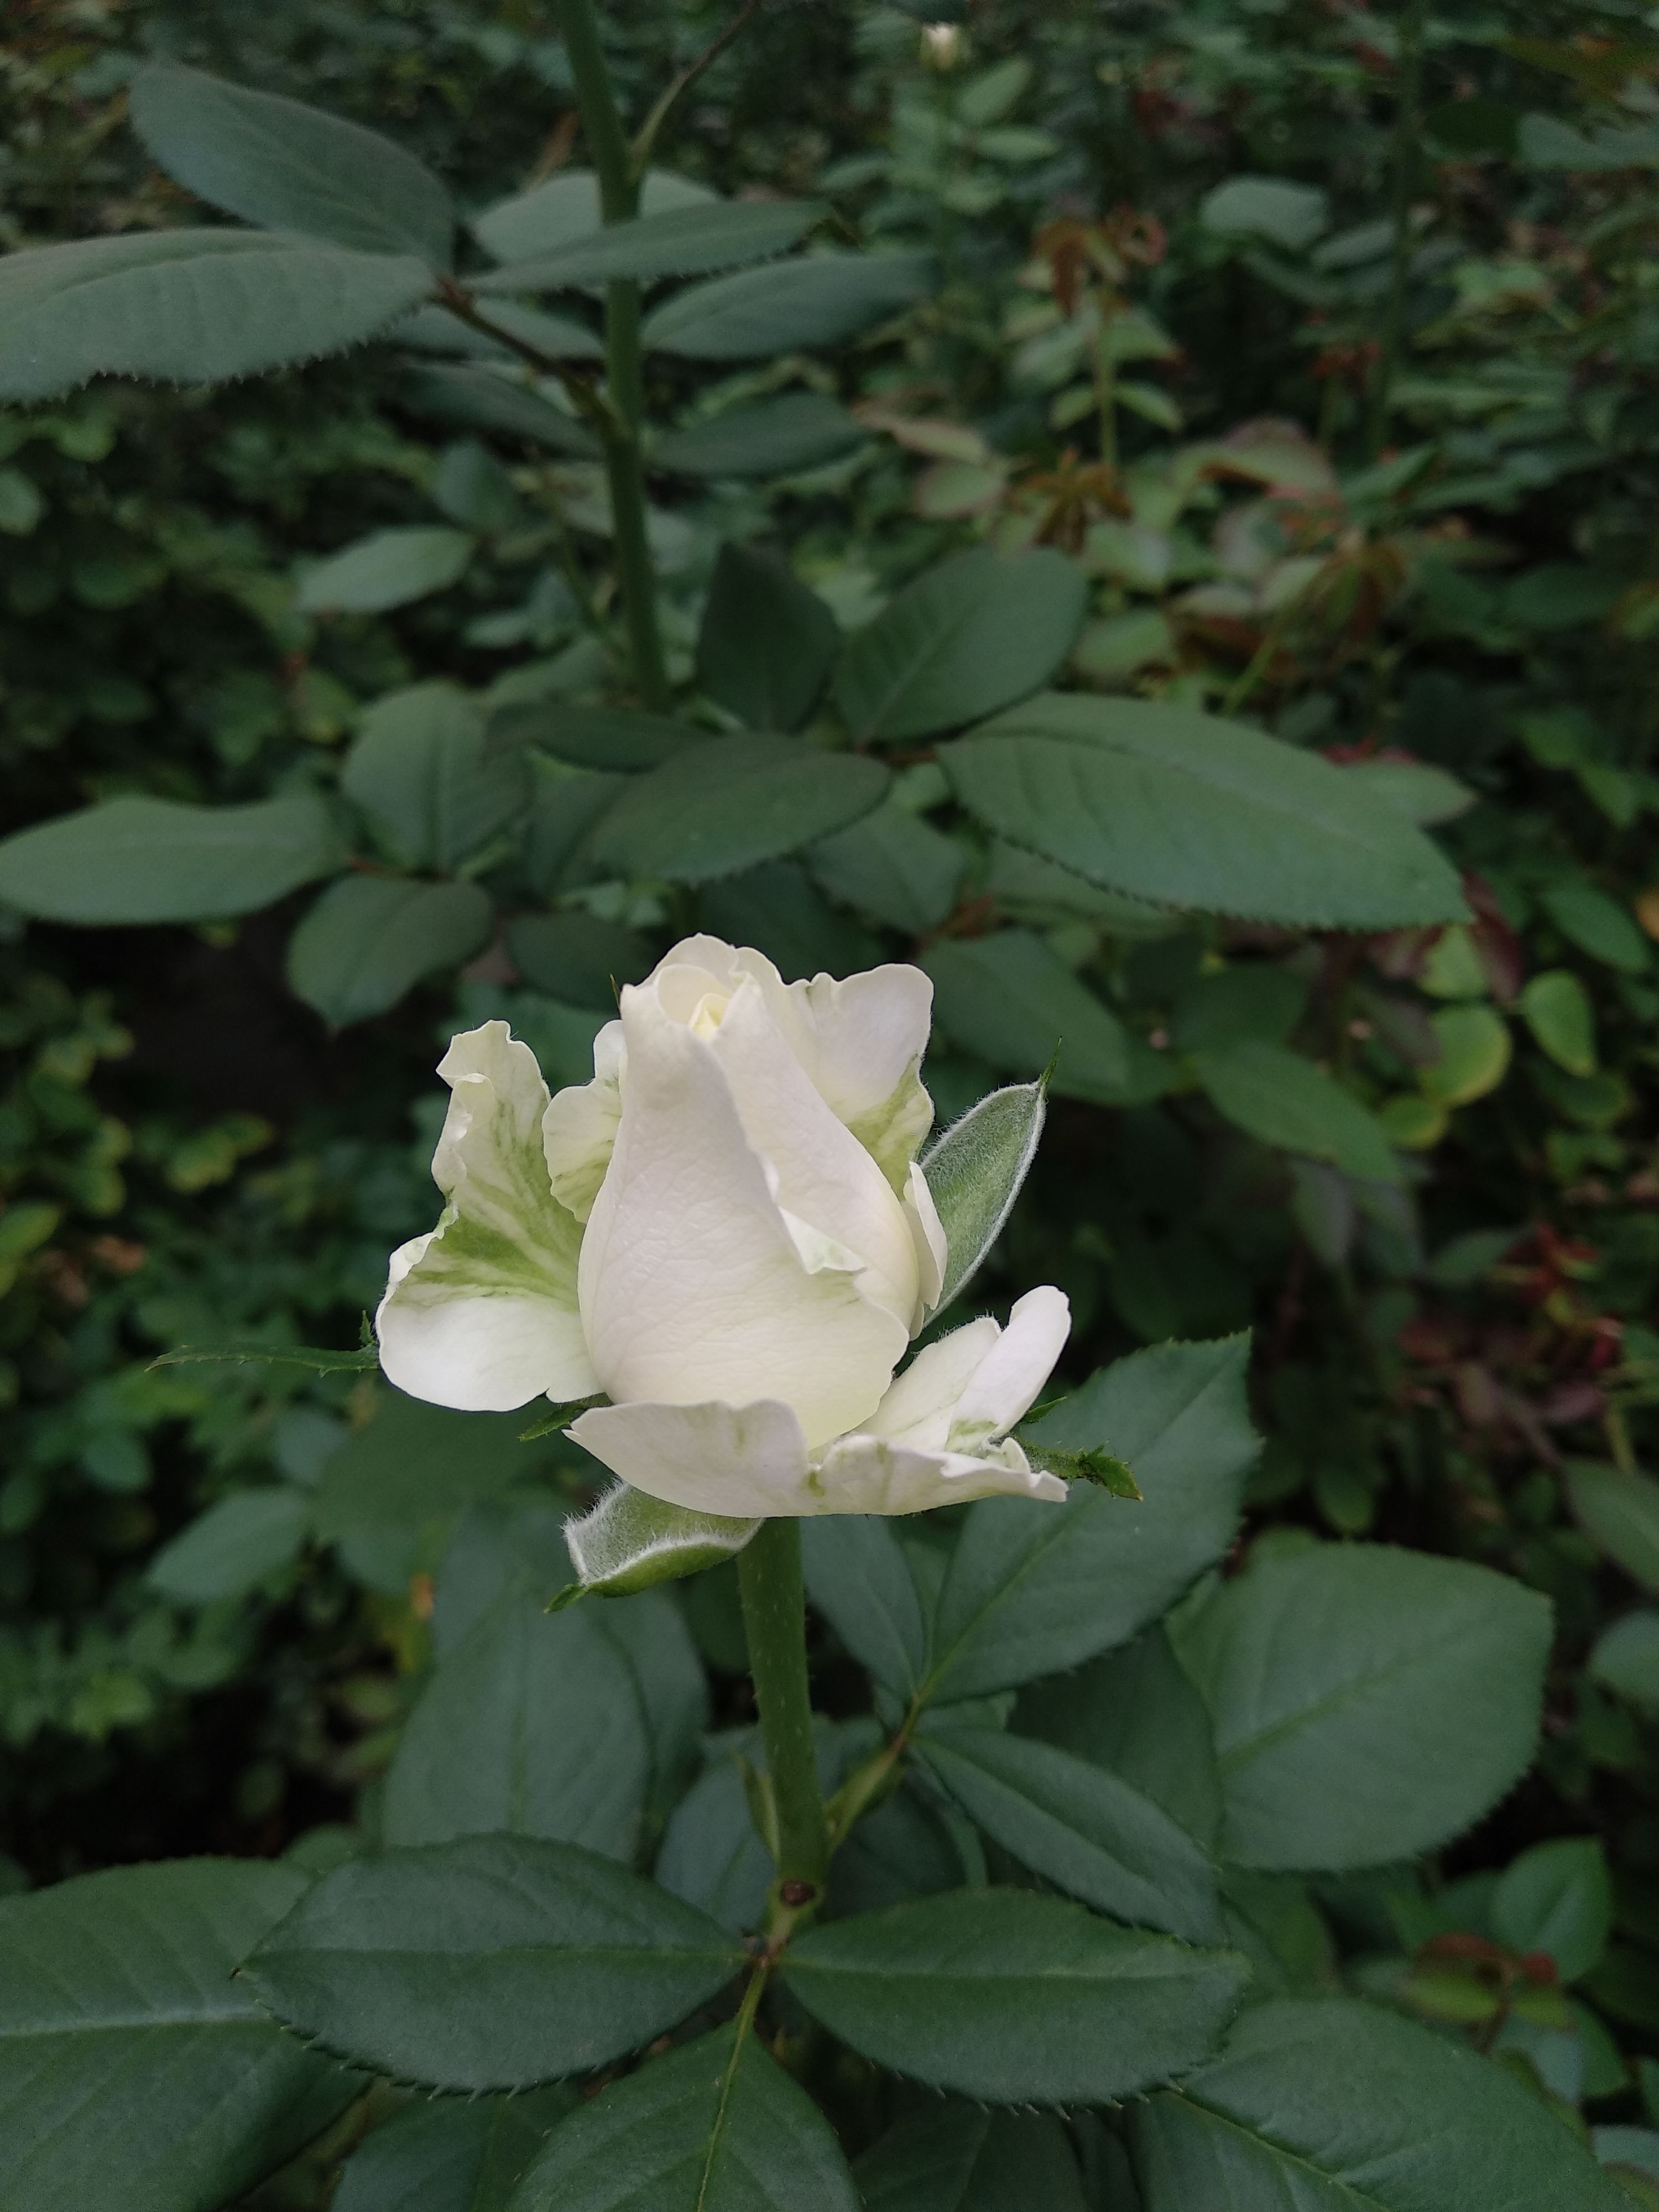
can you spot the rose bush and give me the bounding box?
[377,935,1071,1517]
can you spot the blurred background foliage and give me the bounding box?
[8,0,1659,2164]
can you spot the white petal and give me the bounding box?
[702,974,921,1333]
[860,1284,1071,1465]
[768,963,934,1131]
[904,1161,948,1326]
[946,1285,1072,1452]
[640,937,935,1177]
[568,1399,810,1517]
[379,1291,596,1415]
[376,1021,598,1412]
[863,1316,1001,1451]
[577,991,907,1445]
[542,1018,624,1222]
[808,1431,1067,1515]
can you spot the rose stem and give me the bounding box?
[737,1519,831,1918]
[556,0,671,711]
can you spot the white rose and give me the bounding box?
[376,935,1070,1516]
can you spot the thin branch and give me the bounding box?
[630,0,761,178]
[432,276,617,435]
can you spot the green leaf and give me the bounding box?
[559,1483,760,1601]
[654,393,865,477]
[507,2025,859,2211]
[1130,1997,1629,2211]
[382,1588,650,1861]
[493,702,706,770]
[855,2105,1087,2212]
[505,911,652,1008]
[147,1488,309,1604]
[940,695,1469,928]
[312,1392,561,1541]
[834,549,1087,743]
[286,877,494,1026]
[924,929,1161,1105]
[1590,1610,1659,1712]
[1171,966,1308,1053]
[473,199,822,293]
[809,800,965,932]
[1540,881,1650,974]
[335,2090,576,2212]
[0,793,345,924]
[242,1834,742,2091]
[801,1517,929,1698]
[0,231,432,404]
[928,1337,1255,1698]
[1337,757,1476,826]
[1194,1039,1400,1183]
[920,1079,1046,1313]
[342,682,526,870]
[700,860,881,982]
[1519,968,1598,1074]
[473,168,716,265]
[655,1750,774,1934]
[398,363,600,456]
[696,542,841,733]
[129,63,454,265]
[426,1503,708,1828]
[1491,1838,1612,1983]
[783,1889,1248,2103]
[917,1725,1223,1943]
[1421,1003,1512,1107]
[0,1859,353,2212]
[1594,2130,1659,2195]
[599,1589,711,1825]
[1015,1625,1224,1852]
[1199,175,1329,249]
[298,525,474,614]
[592,735,889,884]
[641,251,936,358]
[1170,1544,1552,1870]
[1566,1462,1659,1593]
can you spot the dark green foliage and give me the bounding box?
[3,2,1659,2204]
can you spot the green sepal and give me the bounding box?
[519,1395,607,1442]
[921,1078,1047,1314]
[150,1342,379,1375]
[553,1480,761,1606]
[1019,1437,1142,1499]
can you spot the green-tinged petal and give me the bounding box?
[557,1481,760,1600]
[865,1289,1070,1455]
[942,1286,1071,1453]
[566,1394,1068,1521]
[542,1018,624,1223]
[904,1160,947,1322]
[864,1317,1003,1449]
[794,1286,1072,1509]
[849,1058,935,1193]
[810,1431,1067,1514]
[378,1021,598,1411]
